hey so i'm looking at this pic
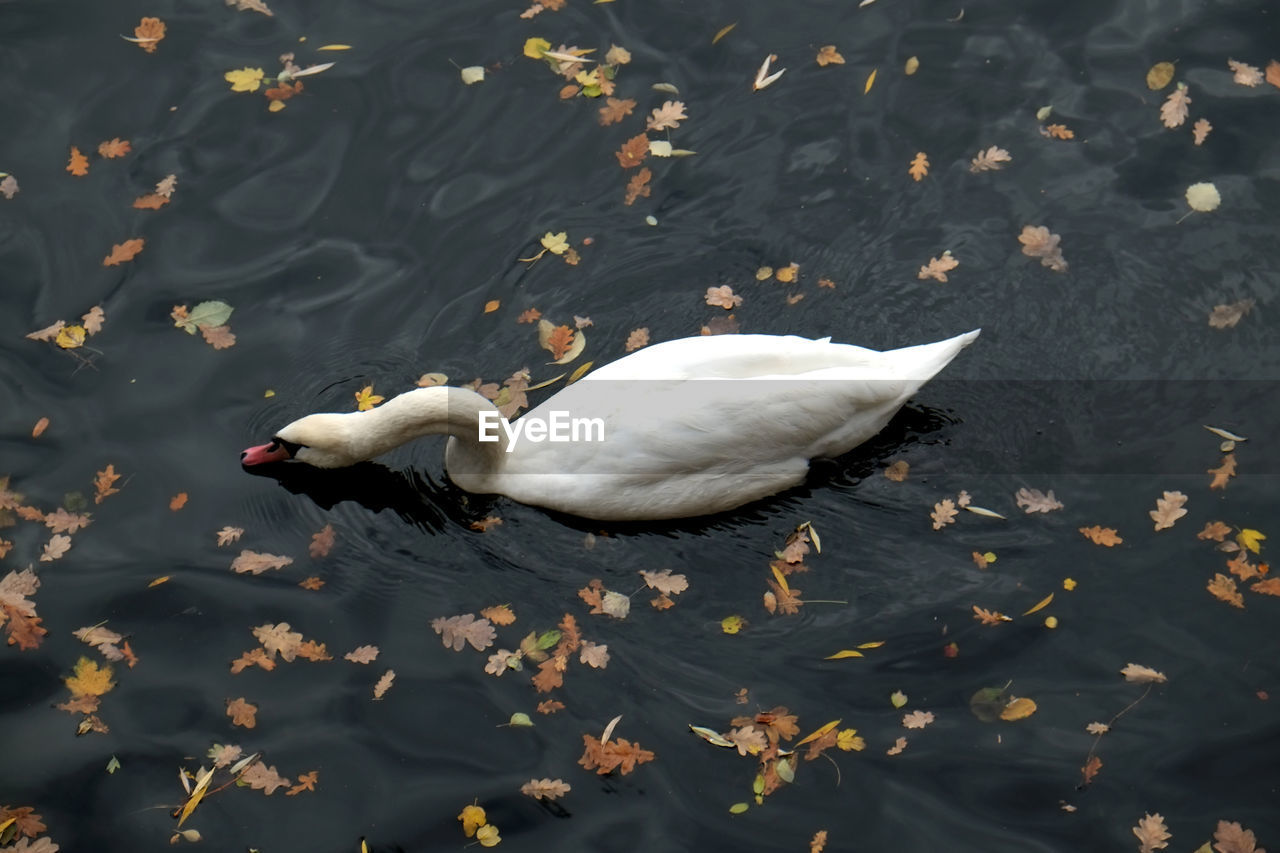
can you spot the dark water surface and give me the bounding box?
[2,0,1279,850]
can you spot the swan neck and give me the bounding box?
[363,386,507,458]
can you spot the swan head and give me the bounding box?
[241,413,358,469]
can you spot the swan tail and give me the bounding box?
[884,328,980,381]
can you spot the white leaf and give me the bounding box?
[460,66,485,85]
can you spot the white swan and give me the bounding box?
[241,330,979,520]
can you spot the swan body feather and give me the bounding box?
[243,330,979,520]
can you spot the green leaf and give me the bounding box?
[535,629,562,650]
[774,757,795,783]
[106,755,121,774]
[728,802,750,814]
[180,300,234,333]
[508,712,534,727]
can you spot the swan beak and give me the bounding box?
[241,442,292,466]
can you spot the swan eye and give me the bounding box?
[272,437,304,458]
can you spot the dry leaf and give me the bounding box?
[646,100,687,131]
[705,285,742,309]
[1134,813,1171,853]
[103,238,145,266]
[1149,491,1188,531]
[1192,118,1212,146]
[1228,59,1263,86]
[216,526,244,546]
[231,550,293,574]
[1207,573,1244,608]
[1208,299,1254,329]
[1160,84,1190,128]
[1018,225,1068,272]
[480,604,516,625]
[344,645,379,664]
[816,45,845,66]
[599,97,636,126]
[969,146,1011,172]
[98,138,132,159]
[372,668,395,699]
[1044,123,1075,140]
[431,613,497,651]
[169,492,188,511]
[918,252,959,282]
[1016,487,1064,513]
[66,147,90,176]
[1208,454,1236,490]
[1079,525,1123,546]
[1120,663,1167,684]
[972,605,1011,625]
[908,151,929,181]
[884,460,909,481]
[309,524,336,557]
[226,697,258,728]
[638,569,688,595]
[1197,521,1232,542]
[625,327,650,352]
[902,710,934,729]
[521,778,571,800]
[1213,820,1264,853]
[616,133,650,168]
[624,167,652,205]
[930,498,957,530]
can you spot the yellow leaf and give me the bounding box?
[264,389,275,397]
[1044,615,1059,629]
[824,649,863,659]
[1145,61,1175,90]
[796,719,841,746]
[1022,593,1054,616]
[890,690,907,708]
[55,324,87,349]
[857,640,885,649]
[177,766,214,827]
[66,656,115,697]
[904,56,919,75]
[476,824,501,847]
[317,44,351,51]
[458,805,487,837]
[1063,577,1077,590]
[999,697,1038,721]
[836,728,866,751]
[712,22,737,44]
[523,38,551,59]
[225,67,265,92]
[354,385,384,411]
[148,575,170,587]
[267,100,286,113]
[567,361,594,383]
[484,300,501,314]
[770,563,790,594]
[721,615,746,634]
[864,68,877,93]
[541,231,569,254]
[729,802,750,814]
[1238,529,1266,554]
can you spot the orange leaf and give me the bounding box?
[67,147,90,176]
[226,696,258,728]
[1268,60,1280,90]
[134,17,166,52]
[103,238,145,266]
[1207,573,1244,608]
[484,299,501,314]
[32,417,50,438]
[544,325,575,360]
[1080,755,1102,786]
[1044,123,1075,140]
[132,193,170,210]
[1078,525,1122,546]
[169,492,188,511]
[616,133,649,169]
[98,138,132,159]
[1208,453,1236,490]
[908,152,929,181]
[624,167,652,205]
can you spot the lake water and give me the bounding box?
[2,0,1278,851]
